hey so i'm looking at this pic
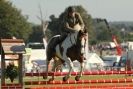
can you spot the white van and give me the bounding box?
[24,42,47,73]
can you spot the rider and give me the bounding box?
[64,6,85,33]
[59,6,85,41]
[51,6,85,51]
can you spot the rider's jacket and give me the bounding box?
[64,12,85,33]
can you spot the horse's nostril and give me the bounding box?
[84,57,86,60]
[81,53,84,56]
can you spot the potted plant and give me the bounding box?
[5,62,18,83]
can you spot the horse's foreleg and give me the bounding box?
[75,62,84,81]
[80,62,84,76]
[43,59,50,79]
[63,58,73,81]
[49,59,56,81]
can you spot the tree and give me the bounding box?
[0,0,32,42]
[92,18,123,43]
[28,25,45,42]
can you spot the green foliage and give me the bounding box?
[5,62,18,83]
[92,18,123,43]
[28,25,43,42]
[48,15,60,38]
[110,22,133,41]
[0,0,32,41]
[89,39,97,45]
[126,33,133,41]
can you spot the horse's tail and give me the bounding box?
[46,35,61,51]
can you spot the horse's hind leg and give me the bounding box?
[49,57,62,81]
[52,57,62,72]
[43,56,52,79]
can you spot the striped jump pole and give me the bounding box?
[25,78,133,85]
[1,84,22,89]
[25,85,133,89]
[24,71,133,89]
[25,71,133,76]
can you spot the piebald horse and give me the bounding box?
[44,28,87,81]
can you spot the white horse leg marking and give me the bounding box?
[66,57,74,76]
[79,62,84,76]
[50,59,56,81]
[81,38,86,55]
[75,62,84,81]
[43,59,50,79]
[63,55,74,81]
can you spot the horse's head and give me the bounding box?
[76,29,87,60]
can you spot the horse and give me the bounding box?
[44,28,87,82]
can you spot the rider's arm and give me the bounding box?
[64,17,76,33]
[65,22,76,33]
[76,13,85,30]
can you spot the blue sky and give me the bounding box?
[10,0,133,24]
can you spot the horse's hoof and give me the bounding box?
[49,78,54,82]
[43,76,47,79]
[63,76,69,82]
[75,76,81,81]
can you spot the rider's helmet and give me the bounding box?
[67,6,75,13]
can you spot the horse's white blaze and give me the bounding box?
[81,37,86,54]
